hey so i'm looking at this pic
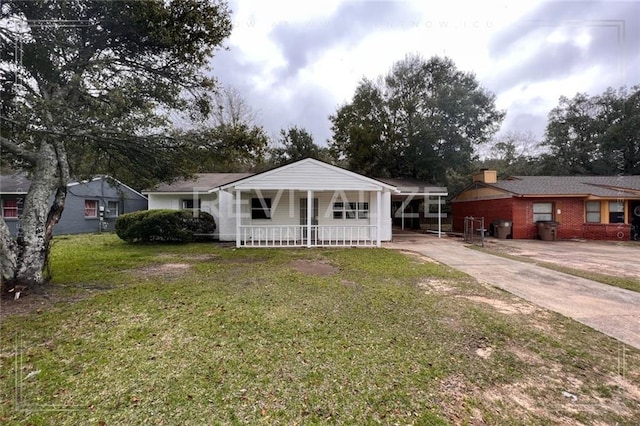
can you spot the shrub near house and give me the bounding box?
[115,210,216,243]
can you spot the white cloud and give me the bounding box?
[211,0,638,145]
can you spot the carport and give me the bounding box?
[376,178,448,237]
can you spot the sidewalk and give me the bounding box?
[384,234,640,350]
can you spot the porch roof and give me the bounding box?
[375,177,448,196]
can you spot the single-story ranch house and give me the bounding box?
[0,174,148,236]
[144,158,448,247]
[452,170,640,241]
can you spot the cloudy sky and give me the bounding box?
[209,0,640,147]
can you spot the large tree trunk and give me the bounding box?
[1,139,68,293]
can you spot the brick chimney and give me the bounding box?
[473,169,497,184]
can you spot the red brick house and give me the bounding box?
[452,170,640,241]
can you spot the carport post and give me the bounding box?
[376,191,381,247]
[307,190,312,248]
[438,195,442,238]
[235,190,241,248]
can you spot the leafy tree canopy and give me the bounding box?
[270,125,329,165]
[0,0,232,287]
[542,86,640,175]
[475,131,546,178]
[329,54,504,184]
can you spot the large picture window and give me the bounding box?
[332,202,369,220]
[533,202,553,222]
[2,199,19,218]
[585,201,601,223]
[609,201,625,224]
[84,200,98,218]
[251,198,271,219]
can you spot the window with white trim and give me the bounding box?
[332,202,369,220]
[533,202,553,222]
[107,200,119,217]
[251,197,271,219]
[585,201,601,223]
[181,198,202,211]
[2,199,19,218]
[84,200,98,218]
[609,201,625,223]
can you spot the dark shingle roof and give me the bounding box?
[375,177,447,194]
[492,176,640,197]
[146,173,255,192]
[0,173,30,194]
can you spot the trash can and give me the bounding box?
[495,219,512,239]
[537,221,559,241]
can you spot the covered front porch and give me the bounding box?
[214,159,397,247]
[228,189,389,248]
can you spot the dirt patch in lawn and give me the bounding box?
[417,278,456,293]
[457,295,539,315]
[289,259,338,276]
[156,253,219,262]
[135,263,192,280]
[0,286,95,322]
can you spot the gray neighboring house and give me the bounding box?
[0,173,148,236]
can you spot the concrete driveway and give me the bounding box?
[384,233,640,350]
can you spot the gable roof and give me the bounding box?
[463,175,640,199]
[1,174,147,199]
[145,173,254,193]
[219,158,398,192]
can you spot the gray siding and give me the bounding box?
[1,178,147,236]
[54,179,148,235]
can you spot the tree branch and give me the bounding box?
[0,135,38,164]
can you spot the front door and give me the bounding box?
[300,198,319,240]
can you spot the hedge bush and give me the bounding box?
[115,209,216,243]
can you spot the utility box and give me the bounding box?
[537,221,559,241]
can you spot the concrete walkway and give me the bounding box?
[384,234,640,350]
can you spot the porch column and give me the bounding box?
[307,190,313,248]
[235,190,241,248]
[376,191,382,247]
[438,195,442,238]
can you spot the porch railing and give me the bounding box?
[239,225,378,247]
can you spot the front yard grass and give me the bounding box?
[1,233,639,424]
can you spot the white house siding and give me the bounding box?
[216,190,236,241]
[231,160,386,191]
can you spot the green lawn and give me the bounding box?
[1,234,639,425]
